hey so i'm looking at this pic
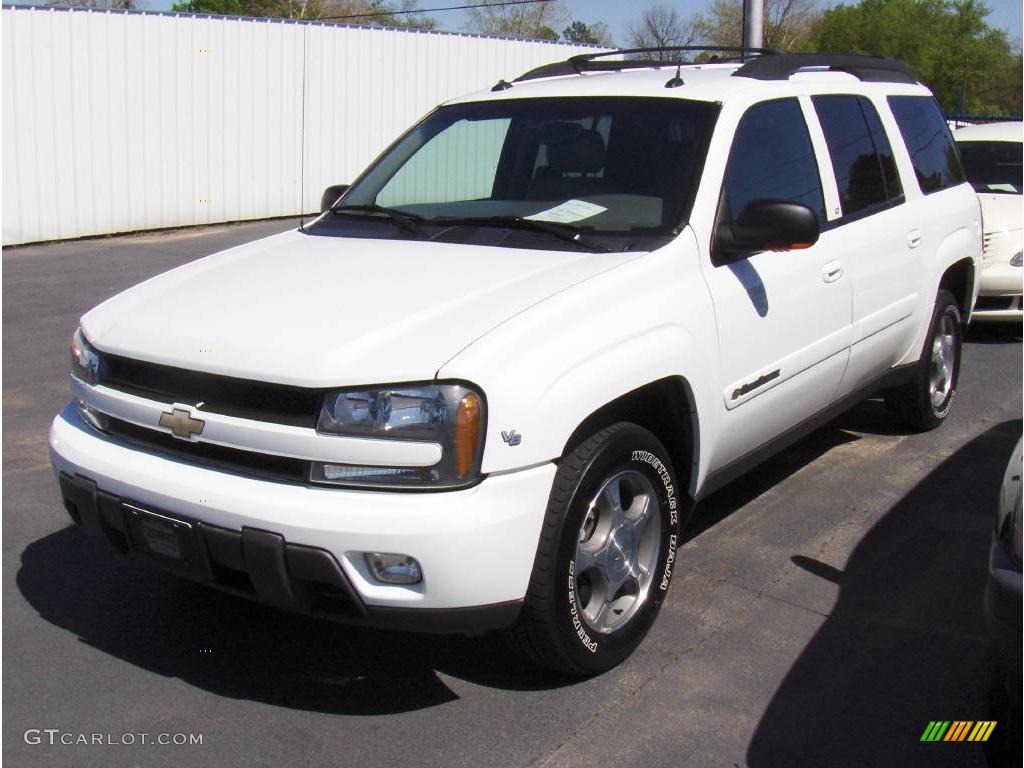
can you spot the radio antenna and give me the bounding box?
[299,23,308,232]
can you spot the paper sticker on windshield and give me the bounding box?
[524,200,607,224]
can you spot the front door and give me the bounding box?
[700,98,853,472]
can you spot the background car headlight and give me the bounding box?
[312,383,485,489]
[1010,250,1022,267]
[70,328,103,385]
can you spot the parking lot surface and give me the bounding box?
[3,219,1021,768]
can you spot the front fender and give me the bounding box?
[438,232,721,491]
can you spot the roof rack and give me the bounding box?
[732,53,917,83]
[514,46,778,83]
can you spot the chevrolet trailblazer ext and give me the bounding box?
[51,49,980,675]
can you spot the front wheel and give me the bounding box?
[885,289,963,431]
[505,423,687,675]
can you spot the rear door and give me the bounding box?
[808,94,919,398]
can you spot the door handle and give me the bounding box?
[822,260,844,283]
[907,230,922,249]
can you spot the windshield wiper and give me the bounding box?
[428,215,612,253]
[330,204,429,238]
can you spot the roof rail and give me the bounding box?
[732,53,917,84]
[514,45,778,83]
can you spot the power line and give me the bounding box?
[317,0,551,23]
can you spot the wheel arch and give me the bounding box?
[938,257,976,324]
[560,376,700,500]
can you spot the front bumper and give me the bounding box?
[49,404,557,631]
[974,263,1024,321]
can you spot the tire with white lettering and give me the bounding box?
[505,422,685,676]
[884,289,962,431]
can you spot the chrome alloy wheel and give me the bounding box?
[573,470,661,634]
[929,312,957,410]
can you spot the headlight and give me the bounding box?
[1010,251,1022,267]
[312,383,485,489]
[70,328,103,385]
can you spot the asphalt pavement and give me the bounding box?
[3,219,1021,768]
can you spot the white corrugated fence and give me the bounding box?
[2,6,597,245]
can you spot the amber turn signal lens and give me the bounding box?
[454,392,481,478]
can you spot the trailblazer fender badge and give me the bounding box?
[158,407,205,440]
[501,429,522,446]
[731,369,781,401]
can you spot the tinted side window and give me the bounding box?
[722,99,825,226]
[859,97,903,202]
[888,96,965,193]
[813,95,887,216]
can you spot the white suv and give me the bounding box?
[50,49,981,675]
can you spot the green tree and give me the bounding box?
[562,19,614,46]
[171,0,243,13]
[815,0,1021,114]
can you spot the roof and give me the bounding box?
[954,121,1024,143]
[446,61,930,107]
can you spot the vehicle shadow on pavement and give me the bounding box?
[16,532,574,716]
[690,386,1001,543]
[687,386,960,544]
[745,419,1022,768]
[687,424,862,542]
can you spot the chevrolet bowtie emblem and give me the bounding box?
[158,407,205,440]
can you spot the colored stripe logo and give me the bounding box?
[920,721,997,742]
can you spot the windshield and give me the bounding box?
[958,140,1023,195]
[308,97,718,250]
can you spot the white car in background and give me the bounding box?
[955,122,1023,321]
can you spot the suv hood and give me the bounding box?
[82,229,639,388]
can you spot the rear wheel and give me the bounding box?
[885,289,963,430]
[505,422,687,675]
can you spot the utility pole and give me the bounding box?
[744,0,764,50]
[958,58,969,114]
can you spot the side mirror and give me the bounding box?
[320,184,350,213]
[715,200,820,260]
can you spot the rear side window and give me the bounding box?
[812,95,903,218]
[812,97,873,216]
[887,96,965,193]
[721,99,825,225]
[859,98,902,202]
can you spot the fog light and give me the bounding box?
[364,552,422,584]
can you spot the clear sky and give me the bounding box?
[121,0,1024,45]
